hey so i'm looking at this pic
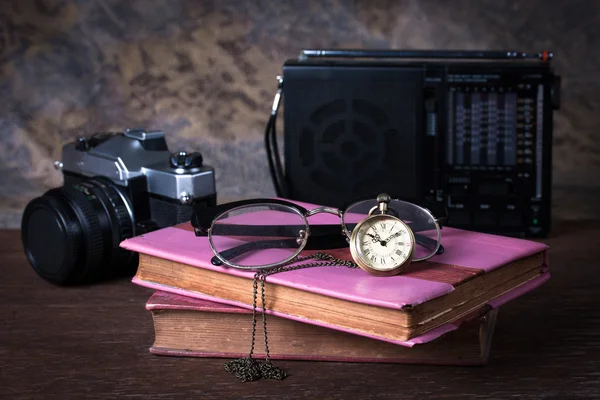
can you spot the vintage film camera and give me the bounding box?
[265,49,561,238]
[21,128,217,285]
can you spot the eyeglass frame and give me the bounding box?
[191,196,447,270]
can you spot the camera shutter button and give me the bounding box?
[75,137,90,151]
[169,151,203,169]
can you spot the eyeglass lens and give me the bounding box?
[342,199,440,260]
[209,204,308,268]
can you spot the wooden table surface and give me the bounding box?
[1,222,600,400]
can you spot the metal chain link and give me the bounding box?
[223,252,358,382]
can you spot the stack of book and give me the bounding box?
[120,200,550,373]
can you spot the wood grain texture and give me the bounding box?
[0,0,599,227]
[2,219,600,399]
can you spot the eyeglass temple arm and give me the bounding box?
[191,198,311,233]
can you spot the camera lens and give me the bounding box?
[21,178,136,285]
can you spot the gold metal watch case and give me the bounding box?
[349,213,416,277]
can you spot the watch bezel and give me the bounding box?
[349,214,415,277]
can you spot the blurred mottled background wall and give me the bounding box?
[0,0,599,227]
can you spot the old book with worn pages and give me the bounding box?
[121,199,549,345]
[147,291,499,366]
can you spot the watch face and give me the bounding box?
[352,214,414,273]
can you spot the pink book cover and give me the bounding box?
[120,198,550,347]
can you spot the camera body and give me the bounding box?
[21,128,217,285]
[59,128,216,232]
[280,49,561,238]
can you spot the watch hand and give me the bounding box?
[380,230,406,246]
[366,232,381,243]
[386,231,403,241]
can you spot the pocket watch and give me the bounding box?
[349,193,415,277]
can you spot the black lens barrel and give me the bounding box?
[21,178,135,285]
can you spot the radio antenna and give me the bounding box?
[299,49,553,62]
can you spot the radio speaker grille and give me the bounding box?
[283,64,424,207]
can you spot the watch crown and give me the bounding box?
[377,193,391,213]
[376,193,391,203]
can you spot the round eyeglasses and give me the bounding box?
[191,196,446,270]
